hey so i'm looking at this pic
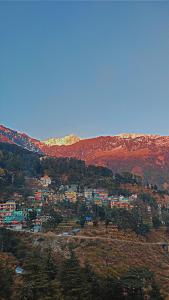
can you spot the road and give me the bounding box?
[57,234,169,246]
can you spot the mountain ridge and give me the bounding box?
[1,124,169,187]
[0,124,43,154]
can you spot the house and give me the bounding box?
[85,216,93,222]
[40,175,51,187]
[34,191,42,201]
[84,188,108,202]
[0,200,16,212]
[0,207,26,229]
[3,210,24,226]
[129,194,138,200]
[65,191,77,202]
[10,222,23,231]
[94,199,102,206]
[27,196,35,202]
[84,188,94,200]
[93,189,108,200]
[109,201,133,210]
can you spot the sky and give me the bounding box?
[1,1,169,140]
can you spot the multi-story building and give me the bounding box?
[93,189,108,200]
[0,200,16,212]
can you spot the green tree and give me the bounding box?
[149,281,164,300]
[152,216,161,229]
[83,263,102,300]
[59,252,90,300]
[121,267,154,299]
[0,260,14,300]
[21,256,49,300]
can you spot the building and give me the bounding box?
[94,199,102,206]
[65,191,77,202]
[67,184,78,192]
[84,188,94,200]
[40,175,52,187]
[109,201,133,210]
[34,191,42,201]
[0,200,16,212]
[93,189,108,200]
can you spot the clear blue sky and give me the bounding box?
[1,1,169,139]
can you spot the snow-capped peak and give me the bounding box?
[43,134,81,146]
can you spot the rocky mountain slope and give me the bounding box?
[0,125,43,154]
[1,124,169,187]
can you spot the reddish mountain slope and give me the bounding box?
[0,125,43,154]
[0,133,14,144]
[1,124,169,187]
[40,135,169,187]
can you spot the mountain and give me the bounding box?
[40,134,169,188]
[0,125,43,154]
[1,124,169,187]
[43,134,81,146]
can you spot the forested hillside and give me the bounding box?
[0,142,141,197]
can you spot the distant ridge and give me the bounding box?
[116,133,162,139]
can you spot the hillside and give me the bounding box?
[0,125,43,154]
[0,142,117,197]
[1,125,169,187]
[0,227,165,300]
[39,135,169,188]
[0,134,169,299]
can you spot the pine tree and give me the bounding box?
[21,256,49,300]
[83,262,102,300]
[59,251,90,300]
[149,281,164,300]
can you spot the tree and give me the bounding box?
[26,210,37,230]
[83,263,102,300]
[152,216,161,229]
[139,193,158,208]
[48,280,64,300]
[101,276,123,300]
[79,217,85,228]
[42,208,63,231]
[120,267,154,299]
[149,281,164,300]
[59,251,91,300]
[21,256,50,300]
[0,260,14,300]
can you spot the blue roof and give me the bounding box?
[12,211,23,216]
[4,216,15,223]
[85,216,92,221]
[15,266,24,274]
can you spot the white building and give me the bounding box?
[40,175,51,187]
